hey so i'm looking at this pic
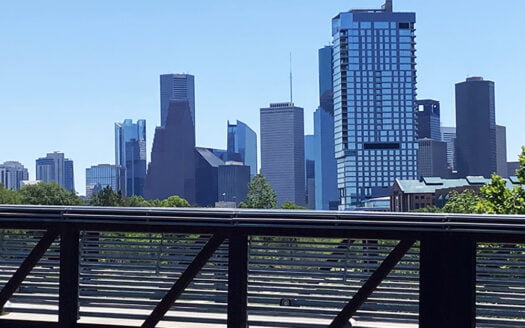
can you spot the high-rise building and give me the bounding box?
[115,119,146,197]
[0,161,29,190]
[441,126,456,171]
[332,1,417,208]
[86,164,125,198]
[305,135,316,210]
[227,120,258,176]
[35,152,75,191]
[314,46,339,210]
[496,125,507,178]
[417,139,448,178]
[195,147,224,207]
[160,74,195,127]
[218,162,250,205]
[416,99,440,140]
[260,102,305,206]
[144,100,196,203]
[455,77,496,178]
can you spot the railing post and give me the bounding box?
[228,234,248,328]
[59,225,80,327]
[420,234,476,328]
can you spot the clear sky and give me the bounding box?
[1,0,524,195]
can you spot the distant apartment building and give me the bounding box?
[314,45,339,210]
[455,77,497,178]
[35,152,74,191]
[115,119,146,197]
[227,120,257,176]
[260,102,305,206]
[441,126,456,171]
[85,164,125,198]
[0,161,29,190]
[332,2,418,208]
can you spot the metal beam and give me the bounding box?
[142,234,226,328]
[0,229,59,312]
[227,234,248,328]
[329,239,416,327]
[59,225,80,327]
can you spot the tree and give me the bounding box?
[121,195,150,207]
[280,201,306,210]
[160,195,190,208]
[19,182,83,206]
[476,174,525,214]
[441,190,481,214]
[0,183,21,204]
[89,186,123,207]
[240,174,277,209]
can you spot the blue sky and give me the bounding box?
[1,0,524,195]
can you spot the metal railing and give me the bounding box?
[0,205,523,328]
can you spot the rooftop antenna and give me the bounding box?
[289,52,293,103]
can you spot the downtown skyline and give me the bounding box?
[1,0,524,194]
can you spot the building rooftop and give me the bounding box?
[395,176,522,194]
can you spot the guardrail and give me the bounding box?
[0,205,523,328]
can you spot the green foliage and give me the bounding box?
[441,190,481,214]
[412,205,440,213]
[240,174,277,209]
[516,146,525,183]
[89,186,123,207]
[280,201,306,210]
[160,195,190,208]
[121,195,150,207]
[477,174,525,214]
[19,182,84,206]
[0,184,22,204]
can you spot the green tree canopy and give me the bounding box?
[0,183,22,204]
[240,174,277,209]
[441,190,481,214]
[160,195,190,208]
[280,201,306,210]
[89,186,123,207]
[19,182,83,206]
[121,195,150,207]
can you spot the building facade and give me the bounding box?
[304,134,316,209]
[0,161,29,190]
[332,1,417,208]
[85,164,125,198]
[144,100,196,203]
[441,126,456,171]
[314,45,339,210]
[496,125,507,178]
[417,138,449,178]
[416,99,440,140]
[195,147,224,207]
[115,119,146,197]
[160,74,195,128]
[260,102,305,206]
[455,77,497,178]
[218,162,250,205]
[227,120,258,176]
[35,152,75,191]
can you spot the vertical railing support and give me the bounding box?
[420,234,476,328]
[59,225,80,327]
[227,234,248,328]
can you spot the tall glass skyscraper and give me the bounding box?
[314,45,339,210]
[35,152,75,191]
[160,74,195,127]
[85,164,125,198]
[115,119,146,197]
[227,120,258,176]
[416,99,440,140]
[332,0,417,208]
[0,161,29,190]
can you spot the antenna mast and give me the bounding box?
[289,52,293,103]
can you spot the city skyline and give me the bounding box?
[1,1,524,194]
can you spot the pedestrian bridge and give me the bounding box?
[0,206,523,328]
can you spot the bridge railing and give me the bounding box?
[0,205,523,328]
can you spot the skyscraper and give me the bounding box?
[227,120,258,176]
[144,100,196,203]
[496,125,507,177]
[314,45,339,210]
[455,77,497,178]
[417,138,448,178]
[86,164,125,198]
[260,102,305,206]
[416,99,440,140]
[195,147,224,207]
[115,119,146,197]
[160,74,195,127]
[305,134,316,209]
[332,1,417,208]
[0,161,29,190]
[441,126,456,171]
[218,162,250,205]
[35,152,75,191]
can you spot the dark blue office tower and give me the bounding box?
[227,120,257,177]
[313,46,339,210]
[416,99,440,140]
[115,119,146,197]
